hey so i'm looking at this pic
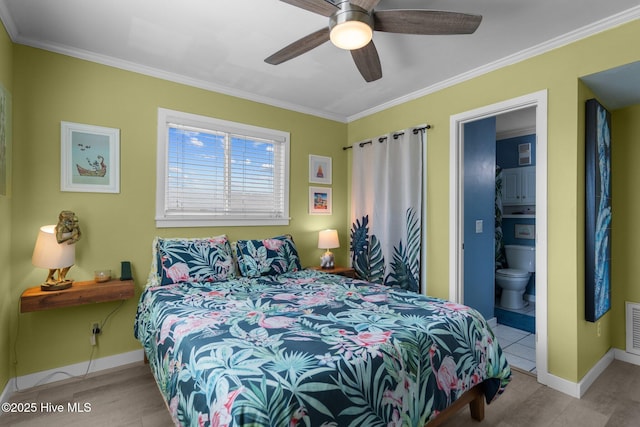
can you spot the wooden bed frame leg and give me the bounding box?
[469,392,485,421]
[425,384,485,427]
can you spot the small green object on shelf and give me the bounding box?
[120,261,132,280]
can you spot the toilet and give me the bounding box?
[496,245,535,310]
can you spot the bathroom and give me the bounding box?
[495,134,536,333]
[462,109,537,373]
[494,113,537,373]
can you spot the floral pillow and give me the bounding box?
[154,235,236,286]
[235,235,302,278]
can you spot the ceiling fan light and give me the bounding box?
[330,21,373,50]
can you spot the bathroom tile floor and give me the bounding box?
[494,323,537,374]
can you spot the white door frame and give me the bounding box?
[449,89,549,385]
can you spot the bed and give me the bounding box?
[134,235,511,426]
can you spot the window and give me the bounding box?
[156,108,290,227]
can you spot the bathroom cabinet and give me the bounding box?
[501,166,535,206]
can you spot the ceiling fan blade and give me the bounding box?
[280,0,338,17]
[351,41,382,82]
[265,28,330,65]
[374,10,482,35]
[350,0,381,12]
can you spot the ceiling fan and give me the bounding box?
[265,0,482,82]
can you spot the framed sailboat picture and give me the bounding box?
[585,98,611,322]
[60,121,120,193]
[309,154,331,185]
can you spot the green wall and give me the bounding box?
[348,19,640,382]
[9,45,348,377]
[612,103,640,350]
[575,81,612,375]
[0,19,13,393]
[3,15,640,393]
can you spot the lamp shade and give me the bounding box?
[32,225,75,269]
[329,3,374,51]
[318,229,340,250]
[330,20,372,50]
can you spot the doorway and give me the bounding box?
[449,90,549,385]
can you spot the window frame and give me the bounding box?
[156,108,290,228]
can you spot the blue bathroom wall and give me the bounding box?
[463,117,496,320]
[502,217,536,245]
[496,134,536,169]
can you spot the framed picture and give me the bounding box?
[60,121,120,193]
[309,155,332,184]
[585,98,611,322]
[518,142,532,166]
[309,186,332,215]
[514,223,535,240]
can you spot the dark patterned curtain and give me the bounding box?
[495,166,506,269]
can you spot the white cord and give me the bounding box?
[11,300,125,393]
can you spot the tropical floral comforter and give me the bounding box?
[134,270,511,427]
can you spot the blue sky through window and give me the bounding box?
[167,127,276,212]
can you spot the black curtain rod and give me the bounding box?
[342,124,431,150]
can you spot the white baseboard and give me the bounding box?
[542,349,613,398]
[487,316,498,329]
[544,347,640,399]
[0,378,15,406]
[1,349,144,403]
[614,348,640,365]
[577,349,615,397]
[543,371,581,398]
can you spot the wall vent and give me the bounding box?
[626,302,640,356]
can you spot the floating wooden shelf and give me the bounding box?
[309,266,357,278]
[20,279,135,313]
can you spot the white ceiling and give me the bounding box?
[0,0,639,123]
[496,107,536,140]
[581,61,640,110]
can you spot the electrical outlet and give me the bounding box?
[90,322,101,346]
[597,321,601,337]
[91,322,101,335]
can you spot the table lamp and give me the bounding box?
[318,229,339,268]
[32,225,75,291]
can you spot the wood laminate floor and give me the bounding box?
[1,359,639,426]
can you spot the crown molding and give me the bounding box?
[497,126,537,141]
[1,4,638,124]
[14,36,348,123]
[0,1,18,39]
[346,5,640,122]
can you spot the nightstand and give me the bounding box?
[20,279,135,313]
[309,266,357,278]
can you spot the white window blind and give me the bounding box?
[156,108,290,227]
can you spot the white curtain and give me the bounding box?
[350,127,425,292]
